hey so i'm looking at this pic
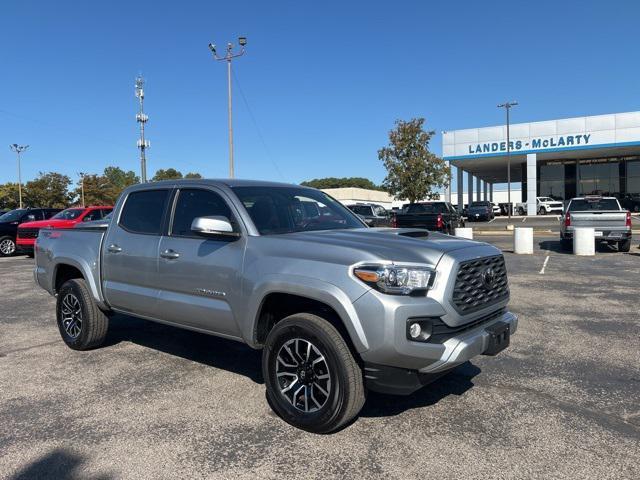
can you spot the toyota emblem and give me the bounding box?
[481,267,496,290]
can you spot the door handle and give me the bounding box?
[160,249,180,260]
[107,244,122,253]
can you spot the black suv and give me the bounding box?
[348,203,392,227]
[0,208,62,257]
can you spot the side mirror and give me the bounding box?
[191,216,239,237]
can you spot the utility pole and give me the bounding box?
[9,144,28,209]
[78,172,85,207]
[135,76,150,183]
[497,101,518,221]
[208,36,247,178]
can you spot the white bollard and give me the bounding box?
[455,227,473,239]
[573,227,595,256]
[514,227,533,254]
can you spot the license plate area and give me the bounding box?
[483,321,510,356]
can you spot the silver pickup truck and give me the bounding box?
[560,196,632,252]
[34,179,517,433]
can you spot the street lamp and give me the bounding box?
[208,36,247,178]
[9,144,28,209]
[497,101,518,221]
[78,172,86,207]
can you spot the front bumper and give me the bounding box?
[363,311,517,395]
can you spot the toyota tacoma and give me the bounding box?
[34,180,517,433]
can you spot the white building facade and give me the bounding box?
[443,111,640,215]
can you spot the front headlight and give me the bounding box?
[353,264,435,295]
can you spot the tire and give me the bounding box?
[0,236,16,257]
[634,205,639,213]
[560,238,572,251]
[619,239,631,253]
[538,207,546,215]
[56,278,109,350]
[263,312,365,434]
[517,207,525,216]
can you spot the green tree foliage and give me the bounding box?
[74,167,139,206]
[301,177,383,191]
[152,168,183,181]
[0,183,21,210]
[184,172,203,179]
[378,118,450,203]
[24,172,73,208]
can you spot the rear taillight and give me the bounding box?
[436,214,443,229]
[564,212,571,227]
[626,210,632,227]
[391,214,397,228]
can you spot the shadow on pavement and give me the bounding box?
[10,448,112,480]
[103,314,264,384]
[539,239,623,254]
[360,362,481,418]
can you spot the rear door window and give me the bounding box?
[119,190,171,234]
[568,199,620,211]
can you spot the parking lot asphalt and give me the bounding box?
[1,238,639,480]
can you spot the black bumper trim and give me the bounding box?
[363,362,452,396]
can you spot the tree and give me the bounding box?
[23,172,73,208]
[152,168,183,181]
[0,183,20,210]
[184,172,203,179]
[74,173,114,206]
[378,118,450,203]
[301,177,383,191]
[103,166,139,192]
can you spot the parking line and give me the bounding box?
[539,255,550,275]
[522,217,526,223]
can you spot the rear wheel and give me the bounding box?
[263,313,365,433]
[560,237,572,251]
[517,207,525,216]
[0,236,16,257]
[619,239,631,252]
[56,278,109,350]
[538,207,547,215]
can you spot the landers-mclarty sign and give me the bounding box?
[467,134,592,155]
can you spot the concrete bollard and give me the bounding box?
[514,227,533,254]
[573,227,595,256]
[454,227,473,239]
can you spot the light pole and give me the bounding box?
[497,101,518,221]
[135,76,150,183]
[9,144,28,209]
[208,36,247,178]
[78,172,85,207]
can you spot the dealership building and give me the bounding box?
[443,111,640,215]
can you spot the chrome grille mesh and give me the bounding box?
[19,228,40,239]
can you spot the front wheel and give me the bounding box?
[56,278,109,350]
[538,207,547,215]
[0,236,16,257]
[263,313,365,433]
[517,207,525,216]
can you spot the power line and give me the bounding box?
[231,69,286,181]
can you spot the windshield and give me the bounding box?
[539,197,555,202]
[52,208,84,220]
[406,203,447,214]
[0,209,27,222]
[233,186,364,235]
[568,199,620,211]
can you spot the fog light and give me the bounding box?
[409,322,422,339]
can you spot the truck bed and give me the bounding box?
[34,227,107,300]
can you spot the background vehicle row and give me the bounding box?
[0,208,61,257]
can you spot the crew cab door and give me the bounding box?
[155,187,245,338]
[102,188,172,318]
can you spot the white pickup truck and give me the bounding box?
[516,197,564,216]
[560,196,632,252]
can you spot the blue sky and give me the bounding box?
[1,0,639,191]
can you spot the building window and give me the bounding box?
[627,160,640,194]
[577,160,620,197]
[538,163,565,200]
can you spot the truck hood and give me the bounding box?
[19,219,78,229]
[271,228,491,266]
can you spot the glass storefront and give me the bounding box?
[535,156,640,202]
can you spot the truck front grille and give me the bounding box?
[19,228,41,239]
[452,255,509,314]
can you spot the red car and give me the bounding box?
[17,206,113,255]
